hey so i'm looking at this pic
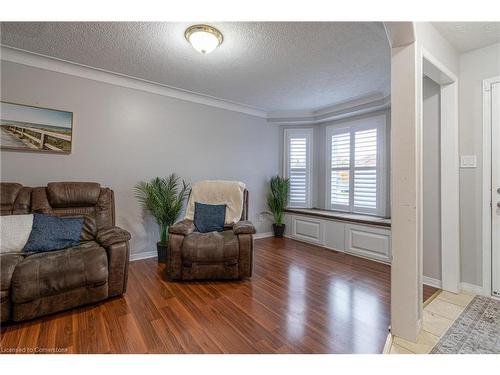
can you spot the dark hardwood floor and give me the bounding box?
[0,237,439,354]
[423,284,439,303]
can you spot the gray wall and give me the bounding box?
[0,61,279,258]
[459,42,500,287]
[422,76,442,282]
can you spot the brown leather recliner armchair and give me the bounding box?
[0,182,130,323]
[167,190,255,280]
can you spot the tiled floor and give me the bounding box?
[388,291,475,354]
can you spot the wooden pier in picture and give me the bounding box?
[1,124,72,153]
[1,101,73,154]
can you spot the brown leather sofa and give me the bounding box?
[166,190,255,280]
[0,182,130,323]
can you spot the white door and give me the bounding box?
[492,82,500,297]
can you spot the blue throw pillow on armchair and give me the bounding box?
[23,213,84,253]
[193,202,226,233]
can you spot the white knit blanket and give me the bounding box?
[0,214,33,253]
[185,180,246,225]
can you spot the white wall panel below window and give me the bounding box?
[284,213,391,264]
[294,217,323,244]
[324,220,346,251]
[344,224,391,262]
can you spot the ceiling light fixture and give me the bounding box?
[185,24,223,54]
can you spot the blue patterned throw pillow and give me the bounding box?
[23,213,84,253]
[193,202,226,233]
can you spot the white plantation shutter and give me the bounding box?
[284,129,312,208]
[289,138,307,204]
[326,115,386,216]
[354,128,377,210]
[330,132,351,209]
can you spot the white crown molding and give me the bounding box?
[267,95,391,125]
[1,45,390,124]
[0,45,268,118]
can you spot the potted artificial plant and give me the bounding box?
[266,175,290,238]
[135,174,189,263]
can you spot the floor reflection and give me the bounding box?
[286,265,307,340]
[328,278,383,353]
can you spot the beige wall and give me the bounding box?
[416,23,460,77]
[0,61,279,258]
[459,42,500,287]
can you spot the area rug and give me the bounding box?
[431,296,500,354]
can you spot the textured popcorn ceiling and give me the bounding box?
[433,22,500,53]
[0,22,390,112]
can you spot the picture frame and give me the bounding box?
[0,101,73,154]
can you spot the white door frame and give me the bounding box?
[421,48,461,293]
[482,75,500,298]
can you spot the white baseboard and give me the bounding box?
[423,276,442,289]
[382,333,393,354]
[254,231,274,239]
[460,282,488,296]
[129,250,157,262]
[1,46,267,119]
[422,278,490,297]
[284,234,393,265]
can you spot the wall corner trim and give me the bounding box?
[383,22,416,48]
[0,45,268,119]
[482,75,500,300]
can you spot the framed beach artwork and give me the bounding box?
[0,101,73,154]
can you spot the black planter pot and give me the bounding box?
[157,242,168,264]
[272,223,286,238]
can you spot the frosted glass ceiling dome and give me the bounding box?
[185,25,223,54]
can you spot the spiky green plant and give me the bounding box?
[134,174,190,244]
[266,175,290,226]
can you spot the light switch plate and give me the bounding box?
[460,155,477,168]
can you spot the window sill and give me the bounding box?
[284,208,391,228]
